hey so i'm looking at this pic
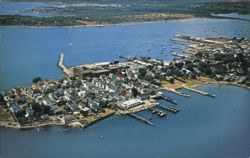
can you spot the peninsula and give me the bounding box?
[0,35,249,129]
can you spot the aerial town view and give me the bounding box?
[0,0,250,158]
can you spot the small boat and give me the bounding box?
[159,113,167,117]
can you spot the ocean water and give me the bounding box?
[1,85,249,158]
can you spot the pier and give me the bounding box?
[159,95,177,105]
[183,86,215,98]
[161,87,190,97]
[158,105,180,113]
[58,53,74,77]
[127,113,155,126]
[119,55,135,61]
[171,52,189,58]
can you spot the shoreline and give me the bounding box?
[0,108,115,129]
[0,16,236,29]
[0,14,248,29]
[1,81,249,130]
[163,76,250,91]
[0,17,197,28]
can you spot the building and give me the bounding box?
[118,99,144,109]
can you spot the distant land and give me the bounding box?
[0,0,250,26]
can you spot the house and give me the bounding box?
[77,91,86,97]
[25,108,34,118]
[41,114,49,120]
[80,107,90,116]
[88,101,99,108]
[42,96,54,106]
[10,104,22,114]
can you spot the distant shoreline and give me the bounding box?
[0,16,245,29]
[0,16,198,28]
[1,1,250,27]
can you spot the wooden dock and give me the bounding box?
[127,113,155,126]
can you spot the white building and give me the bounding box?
[119,99,144,109]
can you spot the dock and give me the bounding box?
[183,86,215,98]
[119,55,135,61]
[159,95,177,105]
[158,105,180,113]
[58,53,74,77]
[171,52,189,58]
[127,113,155,126]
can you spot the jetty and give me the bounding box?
[58,53,74,77]
[175,34,231,45]
[158,105,180,113]
[183,86,215,97]
[161,87,190,97]
[127,113,155,126]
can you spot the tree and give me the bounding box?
[132,88,139,98]
[32,77,42,83]
[31,102,41,113]
[41,105,52,115]
[143,75,154,82]
[204,68,212,76]
[0,94,6,106]
[169,77,175,84]
[138,68,147,78]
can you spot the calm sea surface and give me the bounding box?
[0,4,250,157]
